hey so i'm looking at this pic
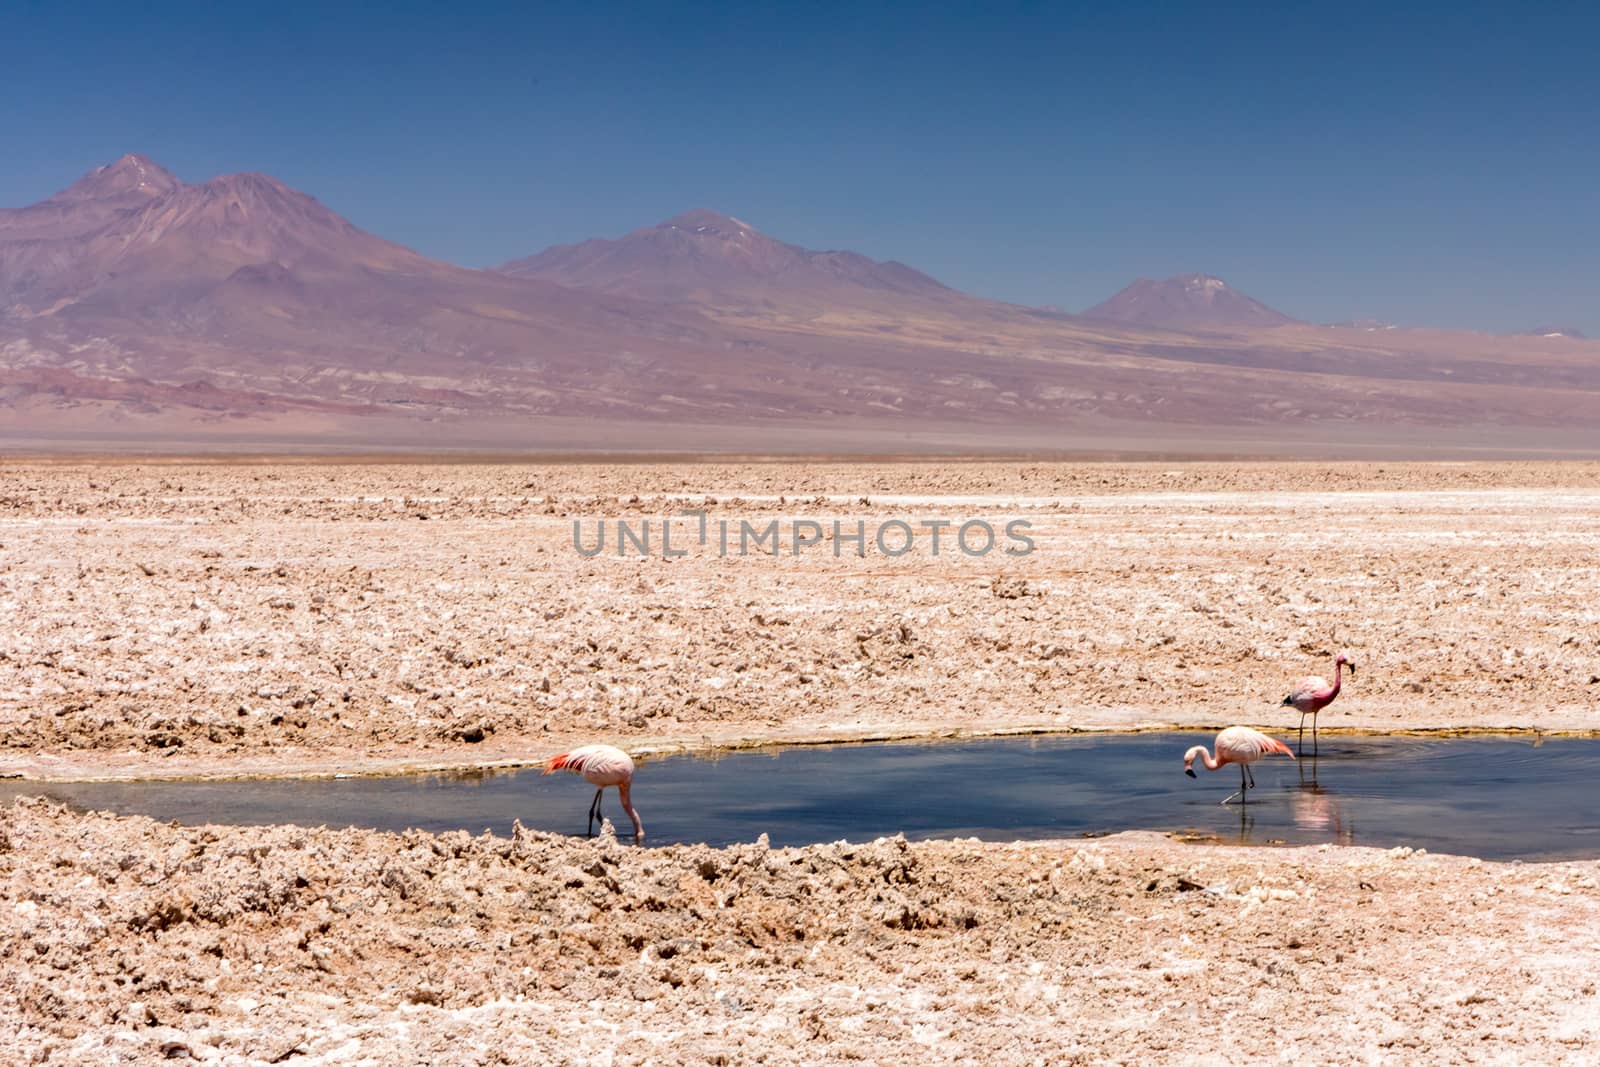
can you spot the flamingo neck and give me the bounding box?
[1184,745,1220,771]
[1330,659,1343,696]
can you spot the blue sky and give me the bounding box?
[4,1,1596,331]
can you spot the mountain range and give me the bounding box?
[2,155,1597,454]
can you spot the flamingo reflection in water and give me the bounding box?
[1291,756,1354,844]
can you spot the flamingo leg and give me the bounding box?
[1245,764,1256,790]
[1312,715,1319,755]
[1297,712,1306,754]
[587,787,604,836]
[1222,764,1247,805]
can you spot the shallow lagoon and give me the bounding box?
[6,732,1597,861]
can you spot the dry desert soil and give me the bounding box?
[2,460,1598,1063]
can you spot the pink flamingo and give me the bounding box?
[543,744,645,843]
[1281,654,1354,754]
[1184,726,1296,804]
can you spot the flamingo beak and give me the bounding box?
[1185,767,1196,778]
[1349,662,1357,678]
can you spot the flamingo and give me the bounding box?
[1282,654,1354,754]
[1184,726,1296,804]
[542,744,645,843]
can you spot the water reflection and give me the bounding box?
[1290,756,1353,843]
[1232,803,1255,843]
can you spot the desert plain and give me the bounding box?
[2,459,1598,1064]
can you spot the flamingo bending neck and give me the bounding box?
[617,782,645,841]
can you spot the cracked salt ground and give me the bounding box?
[7,733,1600,861]
[7,462,1600,786]
[4,800,1599,1065]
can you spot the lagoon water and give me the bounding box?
[5,733,1598,861]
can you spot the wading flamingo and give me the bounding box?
[1184,726,1296,805]
[1282,654,1354,754]
[543,744,644,843]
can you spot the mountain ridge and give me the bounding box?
[498,209,957,308]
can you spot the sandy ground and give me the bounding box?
[3,461,1600,1063]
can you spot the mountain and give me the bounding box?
[4,156,1600,454]
[1082,273,1300,329]
[498,209,957,311]
[1,164,434,317]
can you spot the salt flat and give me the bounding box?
[2,461,1599,1063]
[1,461,1597,781]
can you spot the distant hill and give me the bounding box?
[1082,273,1300,329]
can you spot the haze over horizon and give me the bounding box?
[4,1,1596,334]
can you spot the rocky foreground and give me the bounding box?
[2,799,1597,1065]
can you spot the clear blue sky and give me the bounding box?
[4,1,1596,331]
